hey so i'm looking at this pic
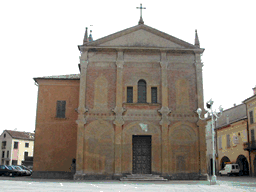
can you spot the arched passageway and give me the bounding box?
[220,156,230,169]
[236,155,249,175]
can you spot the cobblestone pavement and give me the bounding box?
[0,176,256,192]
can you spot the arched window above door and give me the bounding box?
[138,79,147,103]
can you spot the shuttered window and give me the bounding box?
[218,136,222,149]
[227,134,230,148]
[56,100,66,118]
[138,80,146,103]
[151,87,157,103]
[127,87,133,103]
[249,111,254,124]
[251,129,255,142]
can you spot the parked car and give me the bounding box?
[14,166,31,176]
[7,166,23,176]
[0,165,20,177]
[18,165,32,175]
[219,164,240,176]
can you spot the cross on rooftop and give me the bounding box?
[137,3,146,18]
[136,3,146,25]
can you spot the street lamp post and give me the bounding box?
[196,99,223,185]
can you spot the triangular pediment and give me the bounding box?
[83,24,199,50]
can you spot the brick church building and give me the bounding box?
[33,16,207,180]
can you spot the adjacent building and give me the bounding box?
[215,104,249,175]
[0,130,34,166]
[243,86,256,176]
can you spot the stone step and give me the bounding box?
[126,175,160,178]
[120,174,167,181]
[120,178,167,181]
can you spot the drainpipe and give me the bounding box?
[215,120,218,175]
[245,113,252,177]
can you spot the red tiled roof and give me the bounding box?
[5,130,35,141]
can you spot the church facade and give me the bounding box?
[33,20,207,180]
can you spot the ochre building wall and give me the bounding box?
[33,79,79,178]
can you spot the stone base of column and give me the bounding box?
[73,173,85,180]
[199,174,208,180]
[113,173,122,180]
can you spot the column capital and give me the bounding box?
[160,61,168,69]
[158,106,171,125]
[116,61,124,69]
[76,108,88,125]
[194,62,204,68]
[112,106,126,126]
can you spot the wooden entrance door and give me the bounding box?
[132,135,151,174]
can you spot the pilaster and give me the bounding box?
[113,50,125,176]
[159,50,171,175]
[194,52,207,176]
[74,50,88,179]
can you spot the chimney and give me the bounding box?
[253,86,256,95]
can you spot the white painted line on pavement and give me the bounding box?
[60,183,63,186]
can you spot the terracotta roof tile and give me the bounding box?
[33,74,80,83]
[5,130,35,141]
[216,104,247,129]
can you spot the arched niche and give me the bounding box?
[176,78,190,111]
[84,120,114,174]
[93,74,108,110]
[168,122,198,173]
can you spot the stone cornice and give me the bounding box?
[79,45,204,53]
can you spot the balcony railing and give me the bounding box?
[1,146,6,149]
[243,141,256,151]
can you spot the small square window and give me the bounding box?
[25,143,29,148]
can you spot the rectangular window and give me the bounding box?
[56,100,66,118]
[218,136,222,149]
[25,143,29,148]
[251,129,255,142]
[1,141,6,149]
[2,151,5,158]
[151,87,157,103]
[249,111,254,124]
[227,134,230,148]
[7,151,9,158]
[24,152,28,160]
[12,160,17,165]
[127,87,133,103]
[13,142,18,149]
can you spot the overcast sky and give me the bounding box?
[1,0,255,134]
